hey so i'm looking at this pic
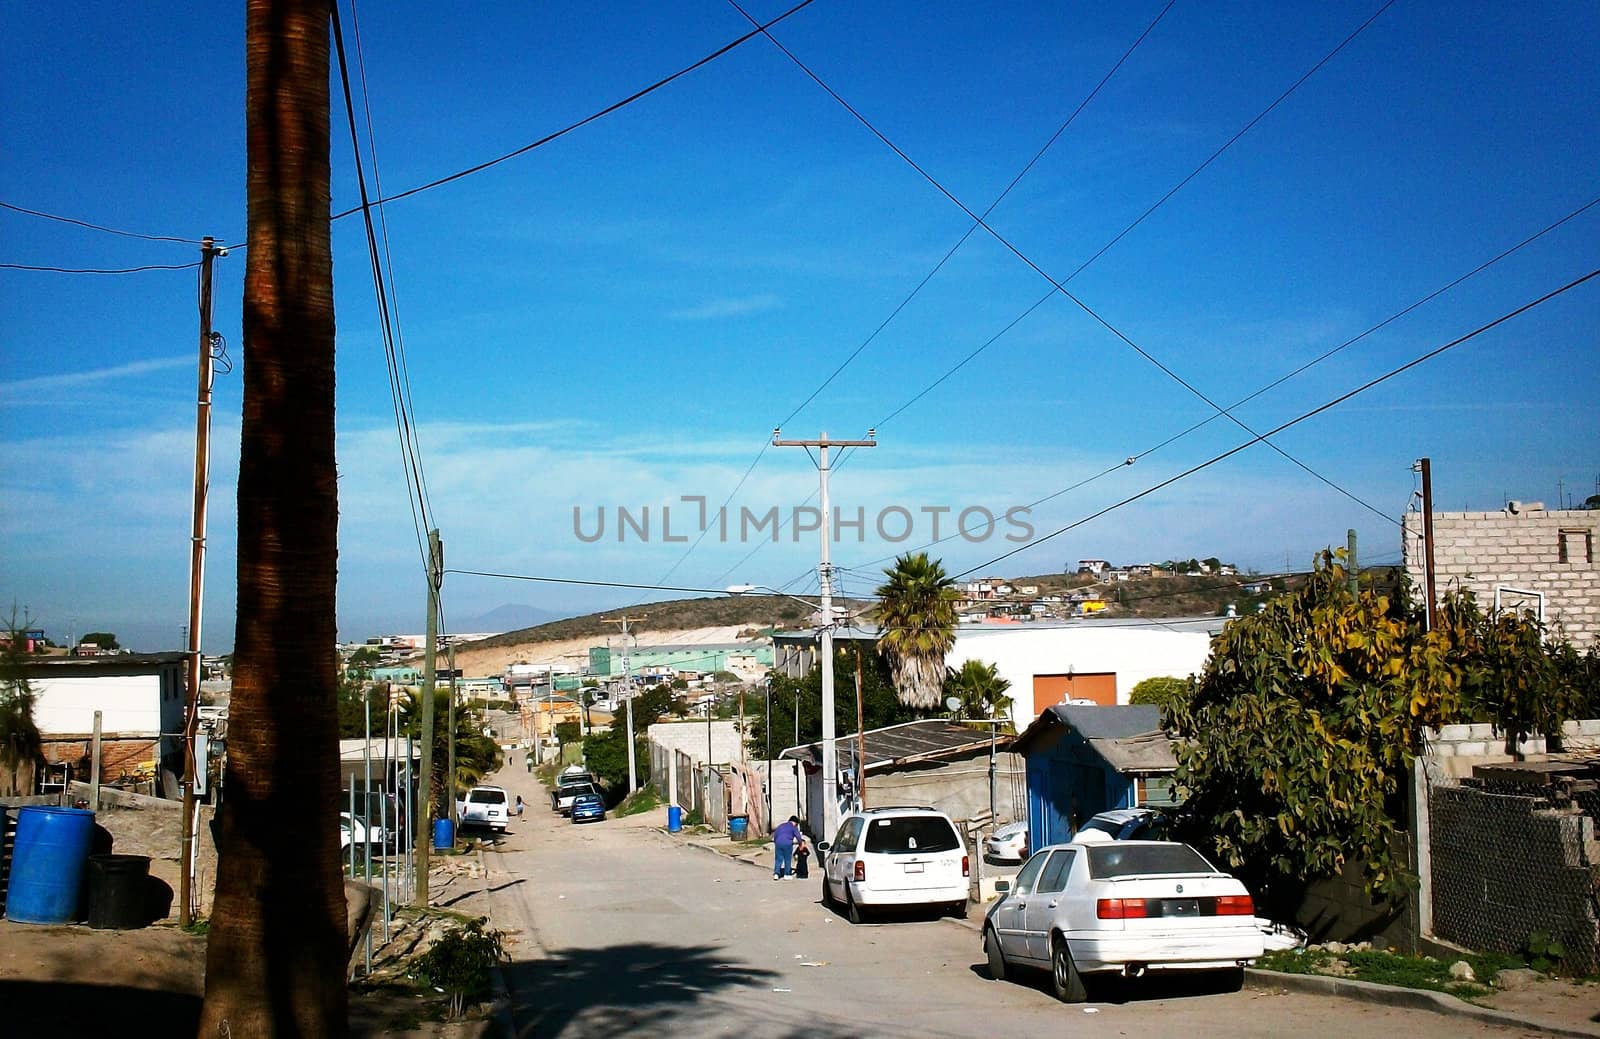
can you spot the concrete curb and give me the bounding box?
[1246,969,1600,1039]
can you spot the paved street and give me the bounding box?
[475,765,1546,1039]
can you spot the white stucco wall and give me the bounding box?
[33,673,166,735]
[946,624,1215,728]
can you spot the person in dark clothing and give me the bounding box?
[793,832,811,879]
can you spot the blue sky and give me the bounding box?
[2,1,1596,651]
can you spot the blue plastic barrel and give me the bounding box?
[5,805,96,924]
[432,817,454,850]
[729,815,748,840]
[666,805,683,833]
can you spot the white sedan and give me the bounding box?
[982,820,1028,863]
[982,840,1264,1002]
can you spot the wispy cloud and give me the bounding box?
[666,295,782,322]
[0,355,191,398]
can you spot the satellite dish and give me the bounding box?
[945,696,961,712]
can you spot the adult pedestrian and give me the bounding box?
[772,815,801,880]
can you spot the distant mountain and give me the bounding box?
[455,603,564,634]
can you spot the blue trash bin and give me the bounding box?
[5,805,96,924]
[432,817,454,851]
[729,815,748,840]
[666,805,683,833]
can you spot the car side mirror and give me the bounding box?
[994,880,1011,893]
[816,841,831,854]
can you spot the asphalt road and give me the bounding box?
[478,770,1542,1039]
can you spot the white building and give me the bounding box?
[24,653,187,795]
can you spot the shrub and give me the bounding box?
[412,916,506,1019]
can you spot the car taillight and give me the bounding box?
[1216,894,1254,916]
[1097,898,1148,919]
[962,855,970,877]
[853,861,865,882]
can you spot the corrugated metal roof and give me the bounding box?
[780,718,1009,772]
[1087,731,1179,774]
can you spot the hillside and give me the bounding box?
[468,594,871,649]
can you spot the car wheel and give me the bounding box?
[1050,936,1087,1003]
[1216,966,1245,993]
[845,886,866,925]
[821,875,836,909]
[984,926,1008,982]
[947,899,968,919]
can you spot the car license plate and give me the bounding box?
[1159,898,1200,917]
[904,862,924,873]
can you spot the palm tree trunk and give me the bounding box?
[199,1,346,1034]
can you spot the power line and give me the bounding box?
[328,0,820,221]
[332,0,434,582]
[837,191,1600,576]
[0,200,202,244]
[955,264,1600,579]
[743,0,1394,526]
[691,5,1177,590]
[1,261,201,274]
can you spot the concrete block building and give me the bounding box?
[1403,501,1599,646]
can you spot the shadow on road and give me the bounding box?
[0,980,200,1031]
[503,941,826,1038]
[966,961,1245,1004]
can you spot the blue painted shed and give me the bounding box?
[1013,704,1179,853]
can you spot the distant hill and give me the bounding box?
[470,594,871,649]
[456,603,564,633]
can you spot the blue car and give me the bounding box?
[570,792,606,823]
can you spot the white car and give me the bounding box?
[458,785,510,832]
[982,820,1029,863]
[1071,807,1168,844]
[983,840,1264,1002]
[818,806,970,924]
[339,812,388,851]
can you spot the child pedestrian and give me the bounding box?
[794,833,811,879]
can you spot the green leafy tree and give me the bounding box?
[336,676,387,739]
[1170,552,1464,908]
[745,652,928,755]
[1,608,44,796]
[81,631,120,651]
[554,720,580,747]
[397,689,502,800]
[1128,676,1192,725]
[348,645,380,667]
[580,685,682,792]
[943,659,1013,726]
[875,552,958,708]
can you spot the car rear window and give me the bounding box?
[468,789,506,804]
[1087,843,1214,879]
[862,815,959,855]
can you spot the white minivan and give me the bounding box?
[818,806,970,924]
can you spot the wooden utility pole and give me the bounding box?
[416,528,442,906]
[1347,528,1359,597]
[447,641,457,831]
[180,234,224,928]
[771,429,876,841]
[1419,458,1438,630]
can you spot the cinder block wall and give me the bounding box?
[1403,507,1599,645]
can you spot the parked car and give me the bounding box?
[551,769,597,812]
[553,781,600,816]
[339,812,388,851]
[982,840,1264,1002]
[458,785,510,832]
[1071,807,1169,843]
[817,806,970,924]
[983,820,1029,863]
[570,792,606,823]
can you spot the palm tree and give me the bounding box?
[944,659,1013,727]
[875,552,959,708]
[200,1,346,1033]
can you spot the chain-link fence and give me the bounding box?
[1426,771,1599,973]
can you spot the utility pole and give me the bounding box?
[1418,459,1437,631]
[416,528,442,907]
[773,428,876,841]
[853,645,866,810]
[446,642,457,831]
[604,616,647,792]
[179,235,223,928]
[1346,528,1359,597]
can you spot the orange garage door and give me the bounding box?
[1032,672,1117,715]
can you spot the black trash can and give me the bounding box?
[87,854,151,929]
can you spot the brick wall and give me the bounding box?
[1403,506,1600,646]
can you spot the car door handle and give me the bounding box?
[1016,901,1026,910]
[1046,900,1058,909]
